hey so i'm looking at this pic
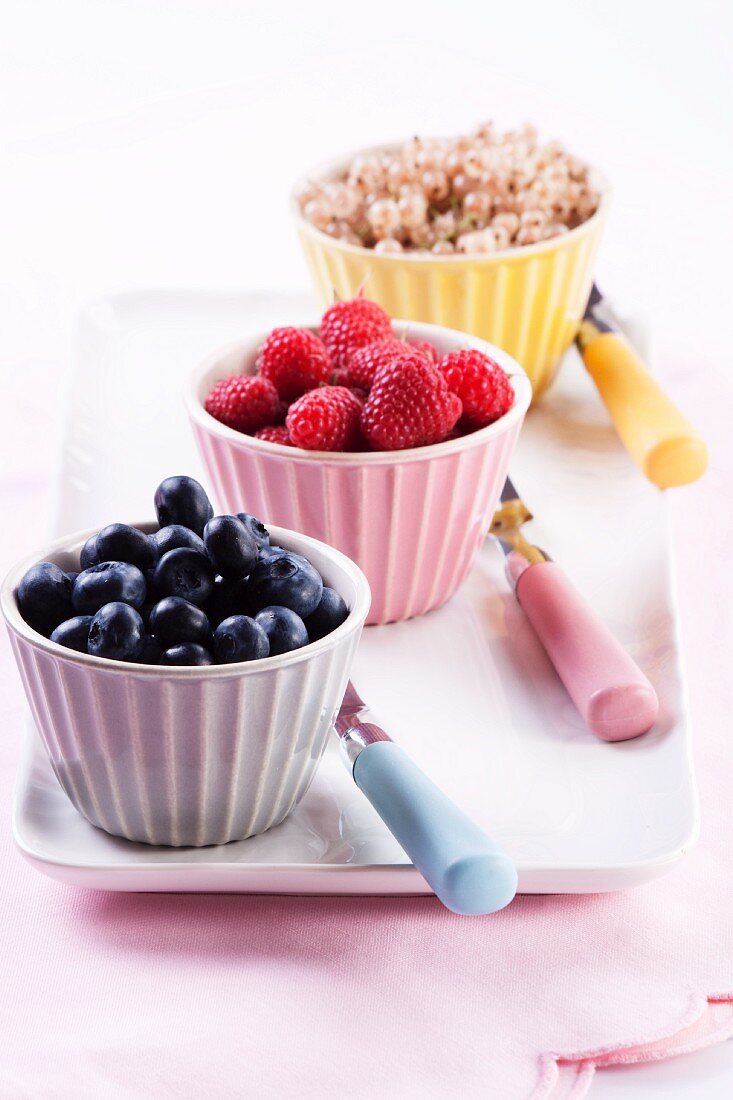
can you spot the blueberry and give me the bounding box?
[257,544,286,564]
[137,634,164,665]
[17,562,74,635]
[79,535,99,570]
[204,576,253,627]
[94,523,157,571]
[153,548,214,607]
[50,615,93,653]
[72,561,146,615]
[213,615,269,663]
[255,606,308,655]
[160,643,213,666]
[154,476,213,537]
[87,602,144,661]
[154,524,206,557]
[236,513,270,549]
[203,515,258,578]
[305,587,349,641]
[247,552,323,619]
[66,571,79,585]
[149,596,211,646]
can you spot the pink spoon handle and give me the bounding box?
[515,560,659,741]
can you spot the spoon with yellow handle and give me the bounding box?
[576,285,708,488]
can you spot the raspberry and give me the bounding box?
[407,339,439,363]
[254,425,295,446]
[286,386,363,452]
[205,375,279,434]
[361,352,462,451]
[257,327,331,402]
[437,349,513,427]
[319,296,392,370]
[340,338,415,391]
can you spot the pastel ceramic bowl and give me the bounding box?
[186,320,531,625]
[1,523,370,847]
[293,148,609,399]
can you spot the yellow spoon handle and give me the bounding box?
[580,330,708,489]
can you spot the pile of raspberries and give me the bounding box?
[204,296,514,452]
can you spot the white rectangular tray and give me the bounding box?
[13,290,698,894]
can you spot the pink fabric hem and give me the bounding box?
[531,994,733,1099]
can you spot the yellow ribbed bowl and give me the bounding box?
[293,153,609,400]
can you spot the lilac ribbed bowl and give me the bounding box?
[186,320,531,625]
[1,523,370,847]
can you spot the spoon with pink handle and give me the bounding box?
[490,476,659,741]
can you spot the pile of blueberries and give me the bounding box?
[17,476,349,666]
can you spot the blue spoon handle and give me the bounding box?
[352,740,518,915]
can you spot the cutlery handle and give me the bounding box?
[581,331,707,488]
[352,741,518,915]
[516,560,659,741]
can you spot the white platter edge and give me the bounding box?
[13,718,698,895]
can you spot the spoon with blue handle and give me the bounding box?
[335,683,518,915]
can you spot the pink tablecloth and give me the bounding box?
[1,354,731,1100]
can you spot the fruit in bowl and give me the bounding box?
[2,476,370,847]
[186,307,531,625]
[15,476,351,666]
[202,296,516,454]
[292,121,608,398]
[296,121,600,255]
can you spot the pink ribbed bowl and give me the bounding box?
[2,523,370,847]
[186,320,531,625]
